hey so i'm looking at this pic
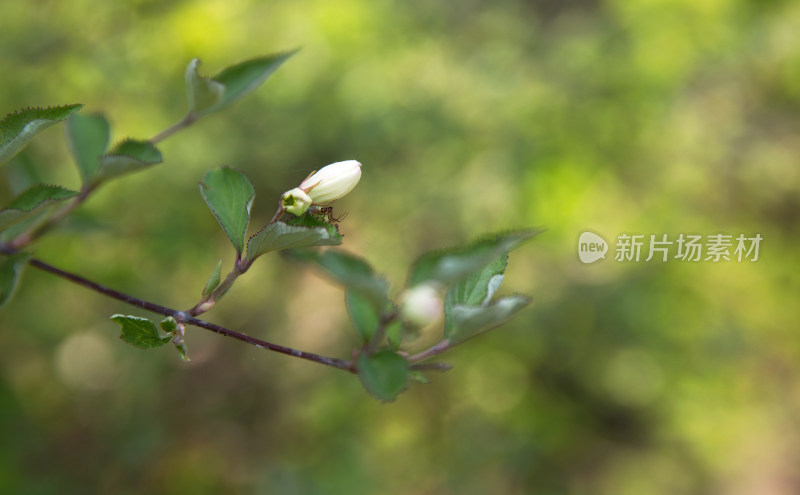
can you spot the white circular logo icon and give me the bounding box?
[578,232,608,264]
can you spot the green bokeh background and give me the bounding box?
[2,0,799,493]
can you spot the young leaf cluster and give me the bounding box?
[190,166,345,316]
[285,230,539,401]
[0,50,298,300]
[112,315,188,361]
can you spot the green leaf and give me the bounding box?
[446,295,531,345]
[0,252,30,308]
[346,288,379,343]
[185,58,225,115]
[65,112,110,182]
[173,340,190,361]
[0,104,83,165]
[346,289,402,346]
[0,184,79,232]
[111,314,171,349]
[357,350,409,402]
[201,259,223,299]
[385,320,404,351]
[0,211,47,243]
[160,317,177,333]
[407,229,540,287]
[199,167,254,256]
[448,253,507,306]
[286,212,343,232]
[437,231,538,339]
[409,370,430,384]
[96,139,163,182]
[283,248,388,310]
[5,151,43,194]
[159,317,189,361]
[195,50,297,116]
[245,216,342,263]
[444,252,507,334]
[3,184,79,210]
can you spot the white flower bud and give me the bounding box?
[399,283,443,327]
[299,160,362,205]
[281,187,312,216]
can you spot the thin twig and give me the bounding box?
[26,256,354,372]
[407,339,451,363]
[10,186,93,250]
[409,362,453,372]
[12,111,199,250]
[149,113,197,144]
[268,205,284,224]
[188,262,246,316]
[364,310,399,355]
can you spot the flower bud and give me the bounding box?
[300,160,362,205]
[196,299,216,314]
[281,187,313,216]
[399,283,443,327]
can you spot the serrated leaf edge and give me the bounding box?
[102,138,163,162]
[199,166,255,255]
[110,314,171,350]
[0,104,84,123]
[1,184,79,212]
[211,48,300,80]
[246,220,342,263]
[407,228,543,287]
[446,294,532,342]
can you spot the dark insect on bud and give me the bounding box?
[316,206,348,224]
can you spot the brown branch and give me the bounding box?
[25,256,354,373]
[364,309,399,355]
[409,362,453,372]
[407,339,451,363]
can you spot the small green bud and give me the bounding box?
[281,187,313,216]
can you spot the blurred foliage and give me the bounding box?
[1,0,799,493]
